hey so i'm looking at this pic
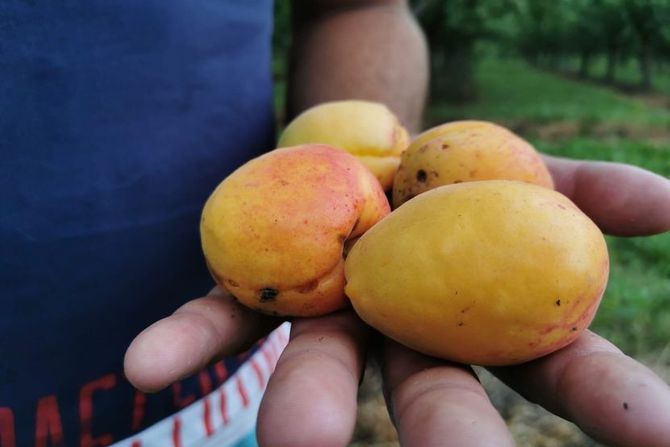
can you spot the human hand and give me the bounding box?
[124,156,670,447]
[375,156,670,446]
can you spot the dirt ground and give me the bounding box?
[350,352,670,447]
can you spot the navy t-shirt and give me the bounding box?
[1,1,276,445]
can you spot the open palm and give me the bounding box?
[125,155,670,447]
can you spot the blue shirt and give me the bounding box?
[1,1,276,444]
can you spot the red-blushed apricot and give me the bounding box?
[393,120,553,207]
[201,145,390,317]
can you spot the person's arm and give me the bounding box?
[286,0,428,132]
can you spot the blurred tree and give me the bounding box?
[509,0,571,68]
[273,0,292,78]
[414,0,511,101]
[623,0,668,90]
[596,0,630,84]
[560,0,602,79]
[415,0,479,101]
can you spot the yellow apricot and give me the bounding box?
[201,144,390,317]
[393,120,554,207]
[278,100,410,190]
[345,181,609,366]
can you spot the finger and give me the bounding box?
[382,340,514,447]
[256,310,368,447]
[544,155,670,236]
[492,331,670,447]
[124,287,279,392]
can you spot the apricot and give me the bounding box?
[200,144,390,317]
[393,120,554,207]
[345,181,609,366]
[278,100,410,190]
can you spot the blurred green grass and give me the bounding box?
[427,58,670,129]
[584,56,670,97]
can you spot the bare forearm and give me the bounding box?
[288,0,428,133]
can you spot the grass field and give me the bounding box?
[574,55,670,97]
[427,58,670,130]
